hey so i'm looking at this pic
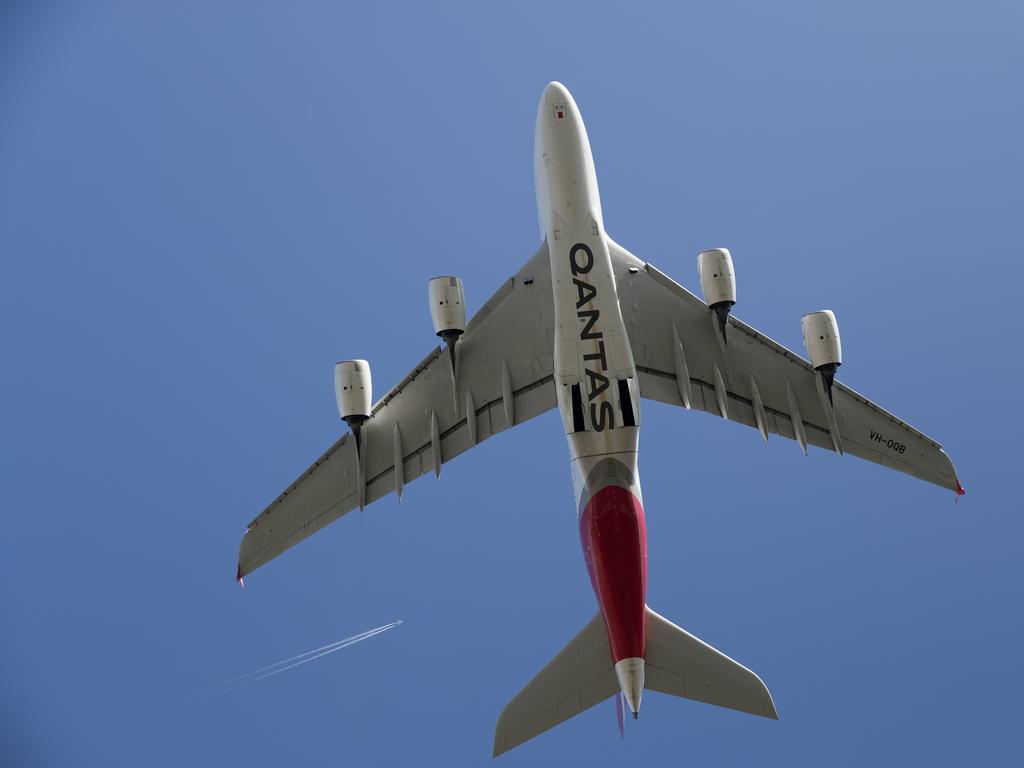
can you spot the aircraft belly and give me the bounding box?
[551,235,630,374]
[577,455,647,663]
[547,228,637,438]
[536,82,649,672]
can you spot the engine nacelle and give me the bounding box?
[802,309,843,436]
[428,276,466,344]
[801,310,842,371]
[698,248,736,308]
[334,359,372,428]
[698,248,736,340]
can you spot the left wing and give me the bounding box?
[609,241,962,494]
[238,244,557,579]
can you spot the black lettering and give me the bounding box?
[585,367,610,400]
[578,309,601,340]
[870,430,907,454]
[582,340,608,371]
[570,383,585,433]
[573,278,598,308]
[569,243,593,276]
[618,379,636,428]
[590,400,614,431]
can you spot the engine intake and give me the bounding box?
[802,310,842,395]
[698,248,736,340]
[334,359,372,433]
[801,310,842,369]
[428,276,466,344]
[698,248,736,307]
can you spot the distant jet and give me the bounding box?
[236,82,963,756]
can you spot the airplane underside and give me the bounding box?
[579,476,648,715]
[493,81,778,754]
[237,80,962,759]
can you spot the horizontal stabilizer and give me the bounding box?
[493,612,618,757]
[644,606,778,719]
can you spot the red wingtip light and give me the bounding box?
[236,564,245,589]
[955,483,966,503]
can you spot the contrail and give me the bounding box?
[205,620,402,695]
[236,624,397,687]
[205,622,395,692]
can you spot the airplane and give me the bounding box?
[236,81,964,756]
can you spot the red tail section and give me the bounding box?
[579,485,647,662]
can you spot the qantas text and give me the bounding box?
[569,242,614,431]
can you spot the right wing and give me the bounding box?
[238,244,557,579]
[610,241,962,494]
[644,606,777,719]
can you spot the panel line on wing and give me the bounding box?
[363,374,556,490]
[373,347,445,414]
[636,364,830,445]
[642,263,945,450]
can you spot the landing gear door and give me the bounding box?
[559,383,589,434]
[617,376,639,428]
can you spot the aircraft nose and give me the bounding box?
[538,81,578,124]
[543,81,571,105]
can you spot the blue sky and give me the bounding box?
[1,2,1021,765]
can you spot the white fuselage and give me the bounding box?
[533,82,647,715]
[533,82,640,492]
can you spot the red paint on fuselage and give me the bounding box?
[579,485,647,662]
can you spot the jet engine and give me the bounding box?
[698,248,736,338]
[428,276,466,345]
[334,359,372,446]
[801,309,842,393]
[429,276,466,383]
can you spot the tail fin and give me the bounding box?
[644,606,778,719]
[492,607,777,757]
[493,612,618,757]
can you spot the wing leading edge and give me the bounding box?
[237,244,557,579]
